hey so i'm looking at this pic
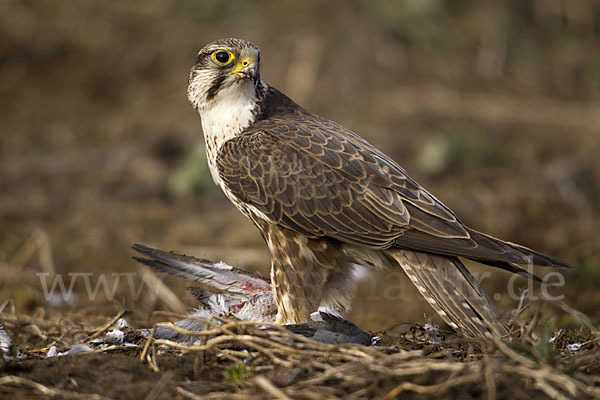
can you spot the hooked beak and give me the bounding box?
[229,57,257,81]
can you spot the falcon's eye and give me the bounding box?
[211,50,234,66]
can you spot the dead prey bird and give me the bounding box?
[182,38,572,338]
[132,244,371,345]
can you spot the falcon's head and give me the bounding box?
[188,38,263,110]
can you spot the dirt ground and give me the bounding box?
[1,310,599,399]
[1,0,600,398]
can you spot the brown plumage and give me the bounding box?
[188,38,572,338]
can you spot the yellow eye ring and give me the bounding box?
[211,50,235,66]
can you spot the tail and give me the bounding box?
[389,249,508,338]
[396,228,573,278]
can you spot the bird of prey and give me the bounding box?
[186,38,571,338]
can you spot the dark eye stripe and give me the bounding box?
[194,52,208,66]
[206,74,225,101]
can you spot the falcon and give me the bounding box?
[187,38,571,337]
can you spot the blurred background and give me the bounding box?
[1,0,599,332]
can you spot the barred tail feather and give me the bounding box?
[389,250,508,338]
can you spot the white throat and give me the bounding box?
[198,81,259,184]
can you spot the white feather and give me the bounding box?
[197,79,258,186]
